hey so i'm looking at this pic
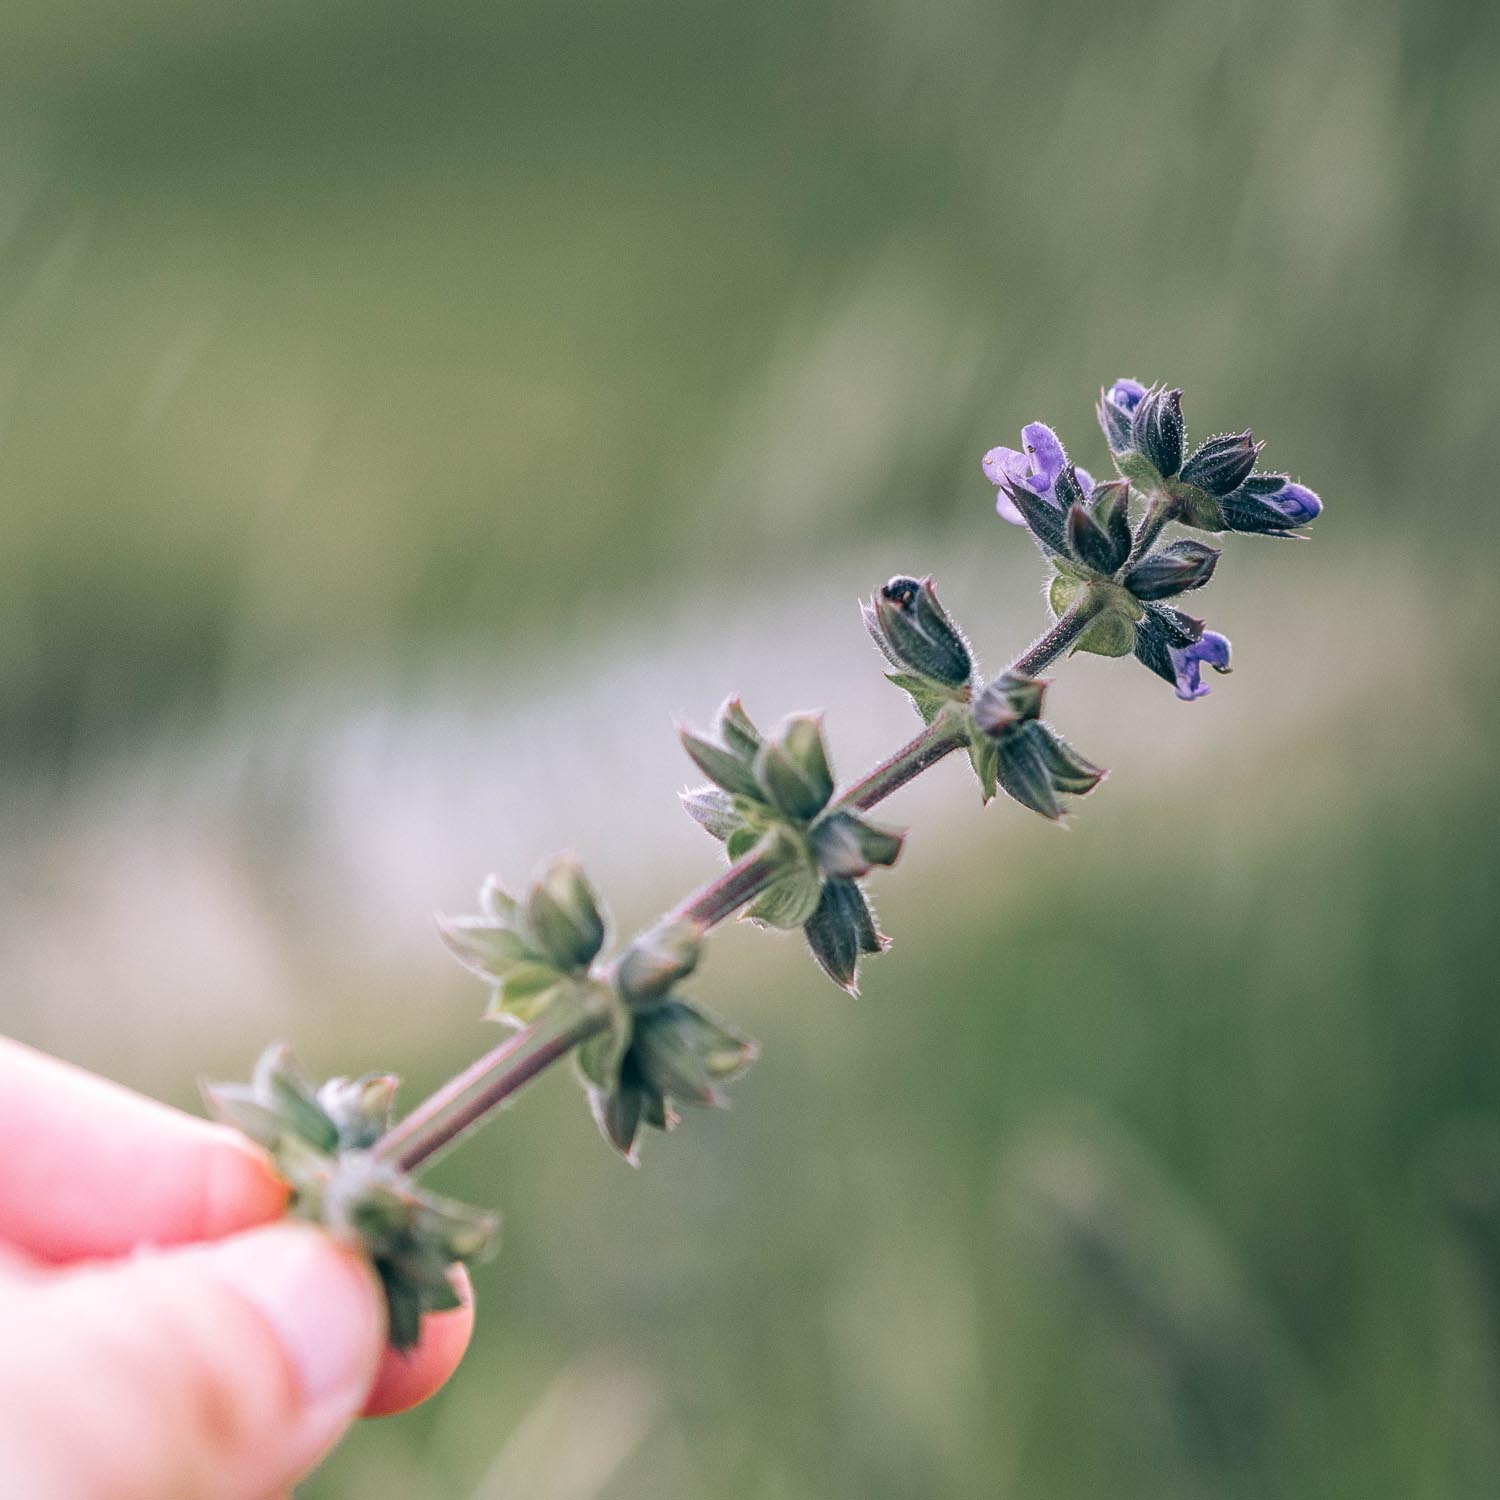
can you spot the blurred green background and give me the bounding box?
[3,0,1498,1494]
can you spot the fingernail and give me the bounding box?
[211,1225,381,1404]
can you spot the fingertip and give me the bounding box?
[199,1128,292,1238]
[361,1267,475,1418]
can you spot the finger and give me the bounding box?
[361,1267,475,1417]
[0,1223,384,1500]
[0,1038,287,1261]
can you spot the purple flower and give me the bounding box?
[1167,630,1232,700]
[1218,474,1323,535]
[983,422,1095,526]
[1133,603,1234,701]
[1096,377,1148,455]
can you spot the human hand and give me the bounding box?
[0,1038,475,1499]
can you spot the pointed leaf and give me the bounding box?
[745,862,823,928]
[436,915,534,983]
[803,878,889,994]
[589,1080,645,1164]
[1032,723,1107,795]
[996,725,1064,820]
[885,672,953,725]
[524,857,606,971]
[253,1043,339,1152]
[966,734,999,804]
[716,697,764,759]
[576,992,633,1092]
[678,726,764,799]
[679,785,742,841]
[754,718,833,821]
[485,962,569,1025]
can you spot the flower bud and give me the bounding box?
[631,999,758,1109]
[808,808,905,879]
[972,670,1046,740]
[1168,630,1232,700]
[1218,474,1323,534]
[1122,540,1221,601]
[524,855,606,972]
[1096,378,1147,456]
[1066,501,1126,576]
[316,1073,400,1150]
[616,919,704,1005]
[1091,479,1133,567]
[753,713,835,822]
[803,877,889,994]
[995,721,1106,821]
[1131,385,1185,478]
[1180,430,1261,497]
[207,1043,498,1348]
[1133,603,1232,699]
[863,576,973,689]
[678,785,741,841]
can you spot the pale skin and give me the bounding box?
[0,1038,474,1499]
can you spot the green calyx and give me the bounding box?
[1115,451,1227,533]
[1047,571,1143,658]
[578,989,758,1165]
[204,1043,497,1350]
[966,670,1108,821]
[438,858,608,1028]
[679,696,905,993]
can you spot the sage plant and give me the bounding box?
[206,377,1323,1347]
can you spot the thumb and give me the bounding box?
[0,1223,385,1500]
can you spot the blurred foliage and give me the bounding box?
[2,0,1496,766]
[2,0,1498,1495]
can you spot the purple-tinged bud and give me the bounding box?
[973,670,1047,740]
[1167,630,1232,700]
[1122,539,1221,601]
[1097,378,1147,455]
[1180,430,1261,497]
[1091,478,1132,564]
[1218,474,1323,534]
[1133,602,1202,689]
[1131,385,1186,477]
[864,575,973,689]
[1066,500,1128,576]
[999,479,1071,553]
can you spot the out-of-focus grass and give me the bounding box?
[1,0,1496,765]
[2,0,1499,1495]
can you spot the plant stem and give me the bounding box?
[376,595,1097,1173]
[668,842,792,927]
[1011,591,1105,675]
[376,1003,608,1172]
